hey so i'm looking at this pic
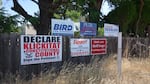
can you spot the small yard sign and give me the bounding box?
[70,38,90,57]
[104,23,119,37]
[91,38,107,55]
[51,19,74,36]
[80,22,97,36]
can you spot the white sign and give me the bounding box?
[104,23,119,37]
[51,19,74,36]
[21,35,62,65]
[70,38,90,57]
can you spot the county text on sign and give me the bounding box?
[51,19,74,36]
[21,35,62,65]
[91,38,107,55]
[70,38,90,57]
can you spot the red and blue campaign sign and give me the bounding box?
[21,35,62,65]
[91,38,107,55]
[80,22,97,36]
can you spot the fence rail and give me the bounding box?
[0,33,150,79]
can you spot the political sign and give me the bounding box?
[70,38,90,57]
[80,22,97,36]
[91,38,107,55]
[51,19,74,36]
[104,23,119,37]
[21,35,62,65]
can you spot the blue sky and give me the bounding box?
[2,0,39,16]
[2,0,112,16]
[101,0,113,15]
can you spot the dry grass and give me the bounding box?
[102,55,150,84]
[1,55,150,84]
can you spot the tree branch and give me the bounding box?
[97,0,103,11]
[12,0,39,30]
[12,0,32,20]
[11,0,39,25]
[31,0,39,5]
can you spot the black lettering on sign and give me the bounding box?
[31,36,35,42]
[36,36,41,42]
[23,36,61,42]
[24,36,29,42]
[52,37,56,42]
[46,37,51,42]
[57,37,60,42]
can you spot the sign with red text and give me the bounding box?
[70,39,90,57]
[91,38,107,55]
[21,35,62,65]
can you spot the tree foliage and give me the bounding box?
[105,1,137,35]
[10,0,150,36]
[0,8,19,33]
[65,10,81,22]
[105,0,150,36]
[11,0,103,35]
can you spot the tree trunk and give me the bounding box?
[88,0,103,23]
[38,0,53,35]
[97,0,103,11]
[135,0,144,35]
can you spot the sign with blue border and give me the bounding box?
[104,23,119,37]
[80,22,97,36]
[51,19,74,36]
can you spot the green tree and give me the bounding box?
[12,0,71,34]
[12,0,103,35]
[77,0,103,26]
[11,0,150,36]
[104,0,150,36]
[54,9,81,22]
[65,10,81,22]
[0,8,19,33]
